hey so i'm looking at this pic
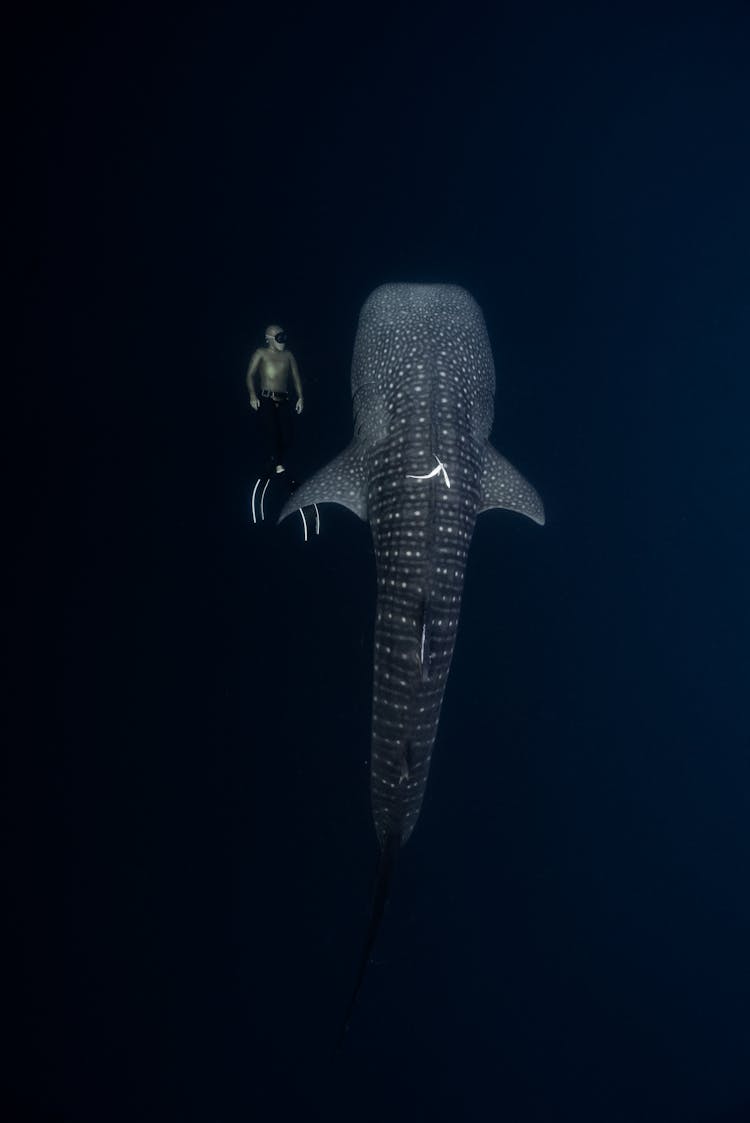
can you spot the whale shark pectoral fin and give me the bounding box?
[278,441,369,524]
[478,444,546,526]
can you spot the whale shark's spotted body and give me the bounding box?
[281,283,543,1036]
[282,283,544,849]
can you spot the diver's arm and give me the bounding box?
[246,351,262,410]
[290,353,304,414]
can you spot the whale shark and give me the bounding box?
[279,282,544,1035]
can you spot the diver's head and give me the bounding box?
[265,324,287,351]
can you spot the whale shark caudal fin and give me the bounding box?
[478,445,546,525]
[278,441,368,524]
[337,830,400,1047]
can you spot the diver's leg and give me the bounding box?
[275,400,293,473]
[251,400,277,521]
[258,398,278,475]
[273,403,285,472]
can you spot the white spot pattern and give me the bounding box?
[354,285,493,846]
[278,283,544,848]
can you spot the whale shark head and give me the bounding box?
[348,283,496,450]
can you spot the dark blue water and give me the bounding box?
[9,4,750,1120]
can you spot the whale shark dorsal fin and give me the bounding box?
[278,441,369,523]
[479,445,546,526]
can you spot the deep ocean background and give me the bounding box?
[8,3,750,1121]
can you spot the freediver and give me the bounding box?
[246,325,311,527]
[246,324,304,472]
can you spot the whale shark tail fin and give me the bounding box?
[337,830,400,1047]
